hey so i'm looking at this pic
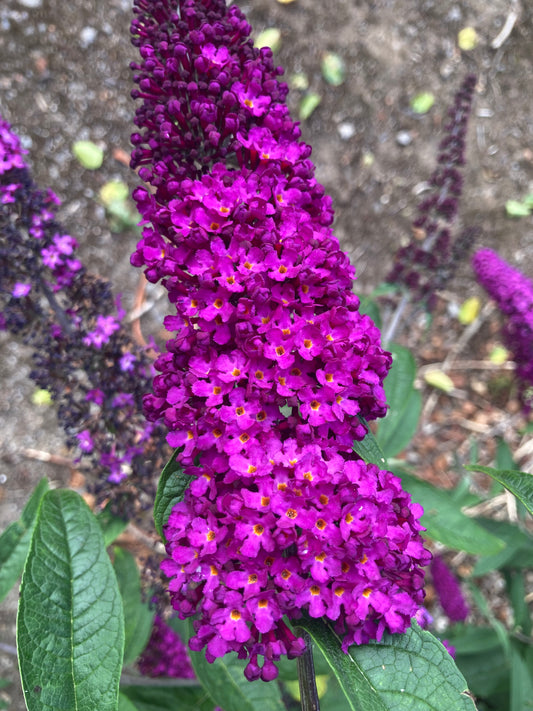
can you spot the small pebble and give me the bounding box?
[337,122,356,140]
[396,130,412,147]
[80,26,97,48]
[18,0,42,7]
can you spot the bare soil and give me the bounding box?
[1,0,533,707]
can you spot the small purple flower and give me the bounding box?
[83,314,121,349]
[12,282,31,298]
[441,639,456,658]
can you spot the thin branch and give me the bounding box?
[297,631,320,711]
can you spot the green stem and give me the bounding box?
[297,630,320,711]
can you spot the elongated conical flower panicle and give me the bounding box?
[130,0,430,680]
[0,117,167,513]
[472,248,533,410]
[430,555,469,623]
[387,74,477,309]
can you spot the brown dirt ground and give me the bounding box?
[1,0,533,707]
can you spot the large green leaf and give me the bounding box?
[377,344,422,457]
[353,418,388,468]
[396,470,505,555]
[120,685,213,711]
[153,448,190,541]
[300,618,476,711]
[449,631,509,703]
[113,547,154,667]
[17,489,124,711]
[510,643,533,711]
[472,519,533,576]
[183,619,285,711]
[118,693,139,711]
[0,478,48,602]
[465,465,533,516]
[297,617,387,711]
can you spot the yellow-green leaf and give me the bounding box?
[290,73,309,91]
[458,27,479,51]
[299,92,321,121]
[31,388,52,406]
[458,296,480,325]
[505,199,531,218]
[489,345,509,364]
[424,369,454,393]
[72,140,104,170]
[321,52,346,87]
[254,28,281,53]
[410,92,435,115]
[99,180,129,207]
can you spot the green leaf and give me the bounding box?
[396,469,505,555]
[505,570,531,635]
[357,296,382,329]
[31,387,53,406]
[17,489,124,711]
[510,643,533,711]
[100,180,130,206]
[97,504,129,547]
[72,140,104,170]
[465,465,533,516]
[377,344,421,457]
[458,297,481,325]
[466,582,511,658]
[0,477,48,602]
[321,52,346,86]
[353,417,388,468]
[120,685,212,711]
[297,617,387,711]
[446,625,502,656]
[113,547,154,667]
[184,619,285,711]
[457,27,479,51]
[118,693,139,711]
[300,617,476,711]
[451,634,509,702]
[299,93,322,121]
[410,92,435,114]
[472,519,533,576]
[424,369,455,393]
[505,199,531,217]
[254,28,281,53]
[153,448,190,541]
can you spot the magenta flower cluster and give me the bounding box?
[472,248,533,410]
[138,615,195,678]
[130,0,430,681]
[0,116,167,507]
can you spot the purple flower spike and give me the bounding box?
[472,248,533,410]
[130,0,431,677]
[430,554,469,623]
[138,615,195,678]
[0,115,170,514]
[387,75,478,308]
